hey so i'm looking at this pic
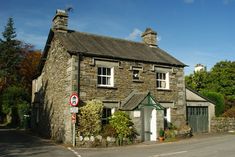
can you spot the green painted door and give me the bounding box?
[187,107,208,133]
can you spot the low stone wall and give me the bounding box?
[211,117,235,133]
[76,135,140,148]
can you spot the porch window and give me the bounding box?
[102,108,112,124]
[156,72,169,89]
[97,67,114,87]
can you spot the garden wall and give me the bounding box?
[211,117,235,133]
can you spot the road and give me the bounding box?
[1,128,235,157]
[75,134,235,157]
[0,129,76,157]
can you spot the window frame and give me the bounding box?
[133,69,140,80]
[97,66,114,87]
[131,66,143,82]
[156,71,170,90]
[102,108,112,125]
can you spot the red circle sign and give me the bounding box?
[69,93,79,107]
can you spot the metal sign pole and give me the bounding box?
[72,123,75,147]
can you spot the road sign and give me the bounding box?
[70,107,79,113]
[71,113,76,124]
[69,93,79,107]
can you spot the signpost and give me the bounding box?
[69,93,79,107]
[69,93,79,147]
[70,107,79,113]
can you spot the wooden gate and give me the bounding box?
[187,107,208,133]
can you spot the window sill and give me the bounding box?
[157,89,172,92]
[132,79,144,83]
[97,86,118,90]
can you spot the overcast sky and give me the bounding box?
[0,0,235,74]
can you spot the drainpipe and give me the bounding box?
[77,52,81,105]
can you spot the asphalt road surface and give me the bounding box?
[75,134,235,157]
[1,128,235,157]
[0,128,76,157]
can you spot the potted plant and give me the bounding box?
[159,128,165,142]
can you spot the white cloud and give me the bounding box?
[157,35,162,42]
[125,28,142,40]
[183,0,195,4]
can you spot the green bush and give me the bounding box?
[78,100,103,136]
[201,91,225,116]
[109,111,138,145]
[1,85,30,126]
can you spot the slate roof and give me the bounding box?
[120,90,165,111]
[55,30,186,67]
[121,91,149,111]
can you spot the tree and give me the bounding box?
[208,61,235,99]
[185,70,209,92]
[19,48,41,93]
[185,60,235,113]
[2,17,16,41]
[0,17,21,92]
[0,17,41,126]
[1,85,30,125]
[200,91,225,117]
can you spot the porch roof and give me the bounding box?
[120,90,164,111]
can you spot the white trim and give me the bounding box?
[156,71,169,90]
[150,109,157,141]
[97,67,114,87]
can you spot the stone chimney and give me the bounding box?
[141,28,157,47]
[52,9,68,32]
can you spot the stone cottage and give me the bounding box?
[31,9,187,144]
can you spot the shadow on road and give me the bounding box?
[0,128,67,157]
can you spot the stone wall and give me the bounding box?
[211,117,235,133]
[32,40,186,144]
[32,35,74,144]
[79,56,186,128]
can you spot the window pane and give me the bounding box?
[98,67,102,75]
[133,70,139,80]
[161,81,166,88]
[103,68,106,75]
[98,76,101,85]
[157,80,160,88]
[107,77,111,85]
[107,109,112,117]
[156,73,159,79]
[107,68,111,75]
[163,73,166,80]
[102,77,106,85]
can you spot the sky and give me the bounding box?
[0,0,235,75]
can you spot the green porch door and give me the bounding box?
[187,106,208,133]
